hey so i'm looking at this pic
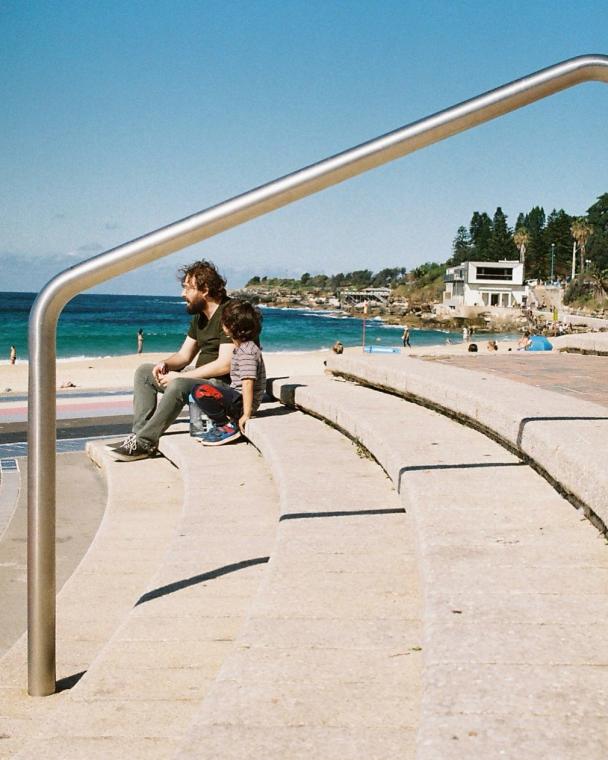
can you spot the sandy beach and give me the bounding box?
[0,337,526,395]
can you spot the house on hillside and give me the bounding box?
[339,287,391,309]
[443,260,528,309]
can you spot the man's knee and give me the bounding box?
[134,363,156,384]
[163,376,197,401]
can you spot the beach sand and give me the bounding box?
[0,338,523,395]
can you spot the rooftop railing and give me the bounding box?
[28,53,608,695]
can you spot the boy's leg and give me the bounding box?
[192,382,242,426]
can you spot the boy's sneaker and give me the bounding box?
[197,421,241,447]
[107,434,157,462]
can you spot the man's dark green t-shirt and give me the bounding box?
[187,297,233,381]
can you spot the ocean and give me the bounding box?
[0,291,505,360]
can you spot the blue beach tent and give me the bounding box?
[528,335,553,351]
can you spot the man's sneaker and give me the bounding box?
[197,421,241,447]
[107,434,157,462]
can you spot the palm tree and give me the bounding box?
[513,228,529,267]
[570,218,594,276]
[587,265,608,299]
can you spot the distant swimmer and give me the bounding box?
[9,345,16,365]
[137,328,144,354]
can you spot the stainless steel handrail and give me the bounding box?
[28,53,608,695]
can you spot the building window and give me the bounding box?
[476,267,514,281]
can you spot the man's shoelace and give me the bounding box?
[121,434,138,453]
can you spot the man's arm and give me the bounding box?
[158,342,234,386]
[152,337,199,381]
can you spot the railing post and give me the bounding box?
[27,53,608,695]
[27,304,58,695]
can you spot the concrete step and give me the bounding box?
[177,403,423,759]
[0,453,106,659]
[268,375,608,759]
[13,425,279,758]
[0,448,183,757]
[326,351,608,530]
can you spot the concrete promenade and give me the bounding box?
[1,335,607,757]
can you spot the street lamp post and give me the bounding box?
[550,243,555,282]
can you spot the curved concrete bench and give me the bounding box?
[268,376,608,759]
[177,404,423,760]
[14,426,279,758]
[552,332,608,355]
[326,352,608,531]
[0,447,182,757]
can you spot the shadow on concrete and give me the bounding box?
[398,460,526,493]
[56,670,86,693]
[516,416,608,447]
[135,557,270,606]
[254,405,297,419]
[280,508,405,522]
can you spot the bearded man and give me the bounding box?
[108,260,234,461]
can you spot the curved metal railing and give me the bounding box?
[28,53,608,694]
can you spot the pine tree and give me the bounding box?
[450,226,472,265]
[522,207,546,279]
[489,207,517,261]
[469,212,493,260]
[586,193,608,271]
[544,210,574,278]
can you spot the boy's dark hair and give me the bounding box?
[221,300,263,345]
[179,260,227,301]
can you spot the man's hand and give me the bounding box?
[152,362,168,383]
[158,370,182,388]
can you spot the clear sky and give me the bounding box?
[2,0,607,294]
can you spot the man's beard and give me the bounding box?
[185,295,205,314]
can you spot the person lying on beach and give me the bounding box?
[190,300,266,446]
[108,259,234,461]
[517,331,532,351]
[487,340,498,352]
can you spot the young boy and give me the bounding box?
[191,300,266,446]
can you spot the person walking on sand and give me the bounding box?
[9,345,16,365]
[137,328,144,354]
[402,325,411,348]
[107,260,234,461]
[191,300,266,446]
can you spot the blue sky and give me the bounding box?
[2,0,607,294]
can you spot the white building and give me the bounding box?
[340,287,391,309]
[443,260,528,309]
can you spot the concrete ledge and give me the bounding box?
[266,375,608,759]
[0,445,182,757]
[553,332,608,355]
[15,427,279,758]
[325,353,608,531]
[178,404,422,759]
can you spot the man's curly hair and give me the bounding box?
[179,260,227,300]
